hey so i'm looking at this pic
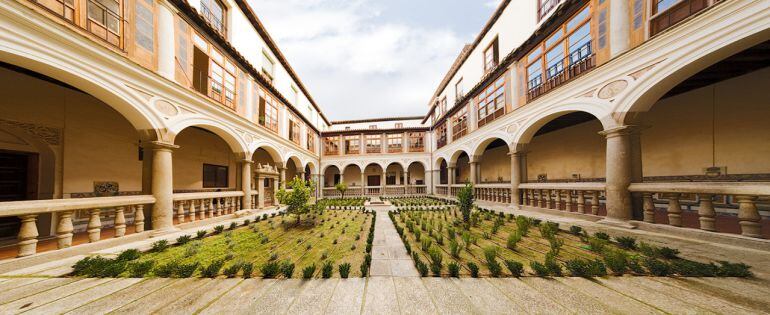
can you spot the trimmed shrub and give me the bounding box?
[716,261,752,278]
[196,230,207,239]
[569,225,583,235]
[176,235,192,245]
[150,240,169,252]
[671,259,717,277]
[321,261,334,278]
[338,263,351,278]
[175,262,200,278]
[360,262,369,277]
[428,246,443,277]
[594,232,610,241]
[506,232,521,250]
[154,262,177,278]
[280,261,295,278]
[468,262,479,278]
[416,260,429,277]
[128,260,154,278]
[214,225,225,234]
[229,222,237,230]
[603,250,628,275]
[302,264,317,279]
[484,247,502,277]
[544,254,562,276]
[616,236,637,250]
[242,263,254,278]
[515,216,532,235]
[448,262,460,277]
[530,261,549,277]
[201,260,225,278]
[261,261,280,278]
[449,239,460,258]
[504,260,524,277]
[117,249,141,262]
[644,258,671,276]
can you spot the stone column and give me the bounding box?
[257,175,265,209]
[469,161,479,184]
[156,0,176,80]
[150,141,178,234]
[319,174,325,197]
[240,160,253,210]
[600,126,634,224]
[610,0,632,58]
[279,167,286,189]
[360,172,365,191]
[447,165,456,185]
[510,151,523,209]
[381,170,387,193]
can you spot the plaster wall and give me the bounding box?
[172,127,237,191]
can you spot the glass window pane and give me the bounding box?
[545,30,563,47]
[567,6,590,31]
[569,23,591,52]
[656,0,678,13]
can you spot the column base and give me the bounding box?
[597,218,638,229]
[150,226,181,237]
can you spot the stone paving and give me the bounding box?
[369,199,419,277]
[1,275,769,314]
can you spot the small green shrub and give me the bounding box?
[128,260,154,278]
[448,262,460,277]
[504,260,524,277]
[176,235,192,245]
[196,230,207,239]
[302,264,317,279]
[515,216,531,235]
[603,250,628,275]
[569,225,583,235]
[544,254,562,276]
[588,237,607,253]
[658,247,680,259]
[539,221,559,240]
[280,261,295,278]
[175,262,200,278]
[214,225,225,234]
[261,261,280,278]
[321,261,334,278]
[338,263,351,278]
[428,246,443,277]
[644,258,671,276]
[565,259,592,277]
[201,260,225,278]
[360,262,369,277]
[594,232,610,241]
[616,236,637,249]
[154,261,177,278]
[530,261,549,277]
[117,249,141,262]
[716,261,752,277]
[506,232,521,250]
[242,263,254,278]
[671,259,717,277]
[150,240,169,252]
[449,239,460,258]
[416,260,429,277]
[484,247,502,277]
[468,262,479,278]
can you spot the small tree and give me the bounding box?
[457,183,474,229]
[335,182,348,199]
[276,177,312,225]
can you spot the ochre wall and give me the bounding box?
[0,67,142,197]
[479,145,511,182]
[526,120,606,181]
[172,127,237,191]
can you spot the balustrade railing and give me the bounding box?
[519,182,606,215]
[322,187,341,198]
[0,195,155,257]
[475,184,512,204]
[436,185,448,196]
[171,191,244,224]
[384,186,406,196]
[629,182,769,238]
[365,186,382,196]
[406,185,427,195]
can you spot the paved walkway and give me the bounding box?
[369,200,419,277]
[1,275,769,314]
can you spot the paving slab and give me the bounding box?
[0,255,84,276]
[156,278,243,314]
[393,276,438,315]
[362,276,399,315]
[555,277,663,314]
[522,277,617,314]
[486,278,570,314]
[0,277,48,291]
[0,278,111,313]
[421,278,475,315]
[110,278,208,314]
[63,278,175,314]
[452,278,521,314]
[0,278,79,305]
[250,279,306,314]
[326,278,366,315]
[199,279,277,314]
[20,278,141,314]
[596,277,713,314]
[390,259,420,277]
[656,277,770,312]
[286,279,338,315]
[628,276,756,314]
[370,259,392,276]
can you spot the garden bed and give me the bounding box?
[71,209,376,279]
[317,198,368,210]
[391,208,752,278]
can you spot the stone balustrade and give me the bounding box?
[384,186,406,196]
[436,185,448,196]
[406,185,427,195]
[322,188,341,197]
[519,182,606,215]
[0,195,155,257]
[629,182,770,238]
[171,191,244,224]
[365,186,382,196]
[475,183,512,204]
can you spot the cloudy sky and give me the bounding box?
[247,0,501,121]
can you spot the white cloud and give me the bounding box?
[248,0,470,120]
[485,0,502,9]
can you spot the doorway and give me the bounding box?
[367,175,380,187]
[0,151,37,238]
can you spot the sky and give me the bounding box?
[247,0,502,121]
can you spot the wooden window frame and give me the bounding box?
[203,163,228,188]
[324,136,339,155]
[200,0,227,35]
[307,131,316,152]
[408,132,425,152]
[387,134,403,153]
[525,4,595,101]
[483,37,499,73]
[258,88,279,133]
[475,76,507,128]
[288,117,301,145]
[451,105,468,140]
[436,123,448,149]
[85,0,124,47]
[365,134,382,154]
[537,0,560,21]
[344,136,360,155]
[649,0,712,36]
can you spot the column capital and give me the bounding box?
[598,125,640,139]
[469,155,482,164]
[149,141,179,151]
[447,163,456,169]
[241,159,254,164]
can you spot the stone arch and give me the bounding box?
[170,119,249,155]
[251,143,282,164]
[448,149,471,166]
[616,21,770,125]
[304,161,317,175]
[472,136,512,158]
[513,103,615,145]
[0,44,163,140]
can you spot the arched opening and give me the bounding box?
[0,61,155,258]
[477,138,510,184]
[284,156,302,183]
[342,164,363,196]
[407,161,427,194]
[173,127,238,193]
[454,152,471,184]
[385,162,405,195]
[323,165,341,188]
[629,40,770,237]
[438,158,448,185]
[363,163,384,195]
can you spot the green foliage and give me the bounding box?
[302,264,317,279]
[73,256,126,278]
[544,253,562,276]
[175,262,200,278]
[335,182,348,199]
[457,183,474,227]
[242,263,254,278]
[616,236,637,250]
[128,260,154,278]
[657,247,680,259]
[448,261,460,277]
[150,240,169,252]
[539,221,559,240]
[504,260,524,277]
[117,249,141,262]
[321,261,334,278]
[644,258,671,276]
[196,230,207,239]
[484,246,502,277]
[416,260,429,277]
[360,261,370,277]
[588,237,608,253]
[421,238,433,252]
[467,262,479,278]
[716,261,753,277]
[670,259,717,277]
[428,246,443,276]
[214,225,225,234]
[176,235,192,245]
[280,261,295,278]
[594,232,610,241]
[461,231,472,249]
[154,261,177,278]
[338,263,351,278]
[603,250,628,275]
[449,239,460,258]
[276,177,314,224]
[515,216,531,236]
[201,260,225,278]
[530,261,549,277]
[565,259,606,277]
[261,261,280,278]
[569,225,583,235]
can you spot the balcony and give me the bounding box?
[409,145,425,153]
[650,0,714,37]
[366,146,382,154]
[388,146,403,153]
[527,41,595,102]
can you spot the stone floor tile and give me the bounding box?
[451,278,522,314]
[596,277,712,314]
[0,277,49,292]
[362,277,399,315]
[156,278,243,314]
[198,279,277,314]
[555,277,663,314]
[250,279,306,314]
[326,278,366,315]
[629,276,757,314]
[372,246,390,259]
[486,278,570,314]
[370,259,392,276]
[421,278,475,315]
[286,279,338,315]
[390,259,420,277]
[21,278,141,314]
[0,278,111,313]
[63,278,175,315]
[0,278,79,305]
[657,277,770,312]
[393,277,438,315]
[521,277,616,314]
[110,278,209,314]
